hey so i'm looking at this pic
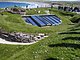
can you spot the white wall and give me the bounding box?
[27,2,51,8]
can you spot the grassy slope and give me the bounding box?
[0,12,52,33]
[0,8,80,60]
[26,8,47,15]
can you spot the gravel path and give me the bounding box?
[0,38,37,45]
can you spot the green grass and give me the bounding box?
[26,8,48,15]
[0,8,80,60]
[0,12,52,33]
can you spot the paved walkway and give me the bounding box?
[0,38,37,45]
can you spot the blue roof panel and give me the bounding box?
[31,16,46,27]
[49,16,59,23]
[41,17,52,25]
[45,17,58,25]
[22,15,62,27]
[36,16,51,26]
[27,17,38,26]
[52,16,61,22]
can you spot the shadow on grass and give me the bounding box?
[62,37,80,41]
[46,58,59,60]
[69,28,80,31]
[48,43,80,49]
[68,23,75,25]
[59,32,80,34]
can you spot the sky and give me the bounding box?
[0,0,79,2]
[49,0,79,1]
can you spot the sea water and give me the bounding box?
[0,2,30,8]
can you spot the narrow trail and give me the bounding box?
[0,38,37,45]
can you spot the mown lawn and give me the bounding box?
[0,8,80,60]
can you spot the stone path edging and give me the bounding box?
[0,38,38,45]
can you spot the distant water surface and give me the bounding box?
[0,2,30,8]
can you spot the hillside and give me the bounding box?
[0,8,80,60]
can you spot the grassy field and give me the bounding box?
[0,8,80,60]
[26,8,48,15]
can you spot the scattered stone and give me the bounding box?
[39,33,44,37]
[36,36,41,40]
[38,10,40,13]
[0,29,48,43]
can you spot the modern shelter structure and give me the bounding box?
[22,15,62,27]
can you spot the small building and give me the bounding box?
[51,3,62,8]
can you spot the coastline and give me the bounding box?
[0,1,51,8]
